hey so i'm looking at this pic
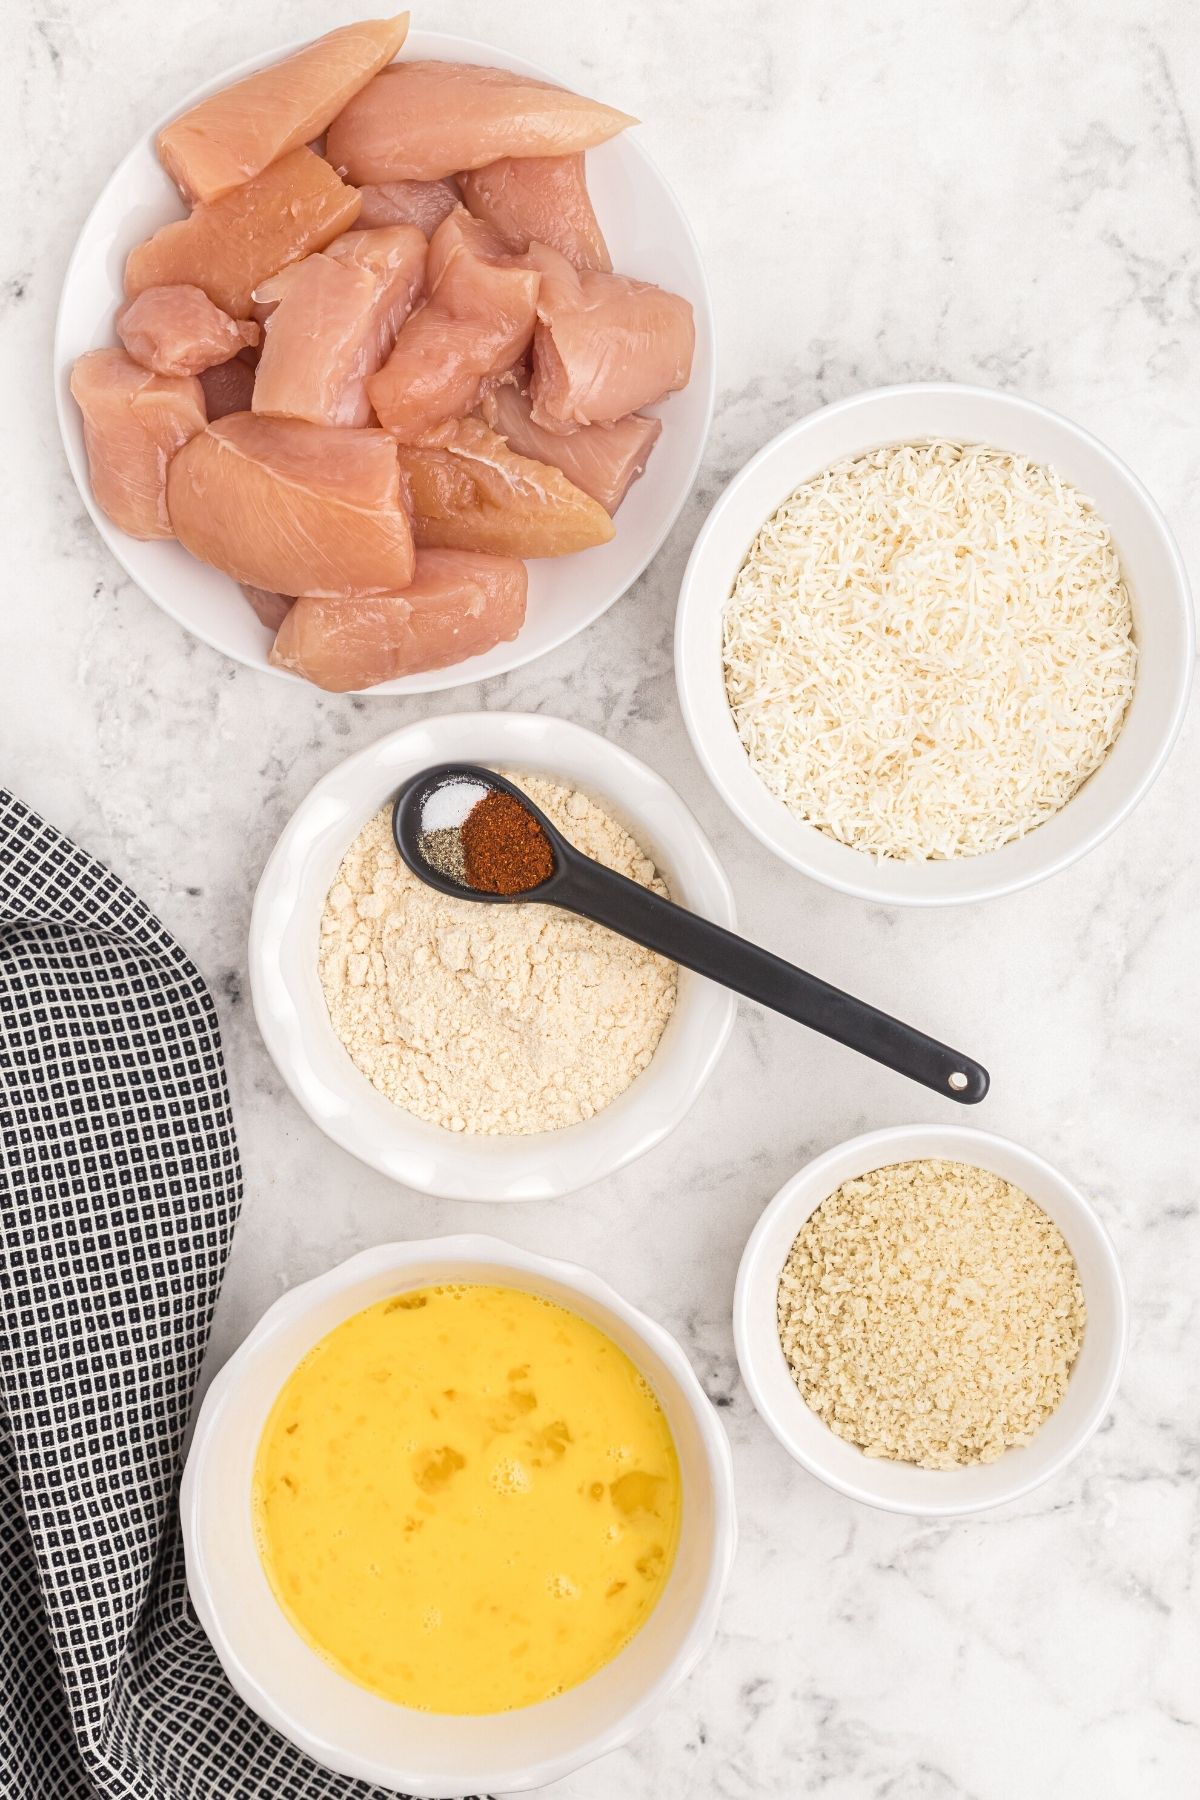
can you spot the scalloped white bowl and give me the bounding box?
[676,383,1194,905]
[734,1124,1127,1516]
[248,712,737,1200]
[181,1235,737,1795]
[55,29,715,695]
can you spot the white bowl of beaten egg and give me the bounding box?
[675,383,1194,905]
[734,1124,1127,1516]
[249,712,736,1200]
[181,1235,736,1795]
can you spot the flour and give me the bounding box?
[319,774,678,1134]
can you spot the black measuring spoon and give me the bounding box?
[393,765,989,1105]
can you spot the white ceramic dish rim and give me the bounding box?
[53,28,717,696]
[180,1233,738,1794]
[732,1124,1128,1517]
[247,711,738,1201]
[675,381,1195,906]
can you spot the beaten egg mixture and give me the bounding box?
[253,1283,682,1713]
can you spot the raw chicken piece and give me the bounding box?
[157,14,410,204]
[69,349,206,540]
[328,222,426,277]
[367,209,538,441]
[241,584,294,630]
[529,252,694,430]
[199,354,257,420]
[125,148,361,319]
[476,361,528,406]
[251,258,381,421]
[395,417,614,558]
[252,224,425,426]
[116,285,259,377]
[481,381,660,515]
[270,548,527,689]
[250,289,280,330]
[354,177,461,235]
[328,222,427,294]
[326,61,636,184]
[459,155,610,272]
[167,412,414,597]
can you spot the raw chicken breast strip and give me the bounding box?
[354,177,461,236]
[270,548,528,689]
[527,245,695,431]
[395,416,614,557]
[167,412,414,597]
[70,349,206,540]
[252,224,426,426]
[326,61,636,184]
[480,381,660,515]
[125,148,361,320]
[367,209,538,442]
[116,285,259,377]
[459,155,611,272]
[158,14,410,203]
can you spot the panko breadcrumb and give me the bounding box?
[776,1159,1086,1469]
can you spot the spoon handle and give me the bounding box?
[556,851,989,1104]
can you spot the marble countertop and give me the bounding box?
[6,1,1199,1794]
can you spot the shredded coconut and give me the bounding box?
[319,774,677,1134]
[777,1159,1087,1469]
[723,441,1137,861]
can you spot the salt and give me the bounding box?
[420,778,491,834]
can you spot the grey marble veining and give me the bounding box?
[4,1,1199,1795]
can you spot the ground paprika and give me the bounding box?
[460,788,555,894]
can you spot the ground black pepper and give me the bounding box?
[417,825,467,886]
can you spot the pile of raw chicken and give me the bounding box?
[70,13,695,691]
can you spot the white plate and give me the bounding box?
[734,1124,1127,1516]
[55,30,715,695]
[181,1235,737,1795]
[247,712,737,1200]
[675,384,1194,905]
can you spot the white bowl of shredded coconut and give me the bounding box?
[248,713,737,1200]
[733,1125,1127,1515]
[676,384,1193,904]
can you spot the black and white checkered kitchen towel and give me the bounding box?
[0,791,412,1800]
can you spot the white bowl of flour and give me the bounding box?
[249,713,737,1200]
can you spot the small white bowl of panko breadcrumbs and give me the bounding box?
[733,1125,1127,1515]
[249,712,737,1202]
